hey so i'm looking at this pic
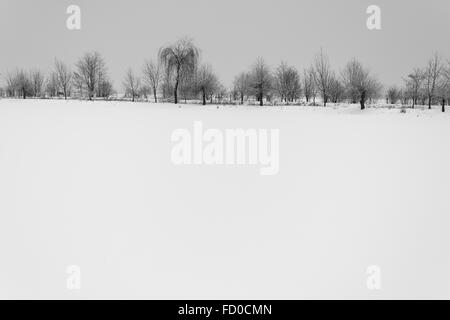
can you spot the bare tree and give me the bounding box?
[214,82,227,103]
[54,59,72,99]
[386,86,401,104]
[9,70,32,99]
[159,38,200,104]
[143,60,161,103]
[4,70,30,98]
[139,86,150,100]
[45,72,59,97]
[179,70,195,103]
[437,62,450,112]
[98,78,114,100]
[195,64,218,105]
[233,72,250,104]
[341,59,381,110]
[123,68,141,102]
[30,70,45,98]
[249,57,273,106]
[404,68,424,108]
[303,67,316,104]
[424,53,442,109]
[74,52,107,100]
[72,72,84,98]
[288,71,301,102]
[96,65,107,98]
[4,72,18,97]
[328,75,345,103]
[161,65,173,100]
[274,62,301,103]
[313,48,333,106]
[398,88,409,105]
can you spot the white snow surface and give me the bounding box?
[0,98,449,299]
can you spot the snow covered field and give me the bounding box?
[0,98,449,299]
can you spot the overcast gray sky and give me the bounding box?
[1,0,449,89]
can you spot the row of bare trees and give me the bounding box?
[232,49,382,109]
[385,53,450,112]
[232,51,450,111]
[3,52,113,100]
[2,38,450,111]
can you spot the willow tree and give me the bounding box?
[158,38,200,104]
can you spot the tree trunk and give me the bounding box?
[442,99,445,113]
[241,93,244,105]
[428,95,432,109]
[174,66,181,104]
[202,89,206,106]
[260,93,263,106]
[153,87,157,103]
[360,92,366,110]
[174,81,178,104]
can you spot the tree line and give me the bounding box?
[2,38,450,111]
[386,53,450,112]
